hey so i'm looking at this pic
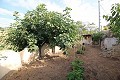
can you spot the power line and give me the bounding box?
[100,4,107,14]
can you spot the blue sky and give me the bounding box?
[0,0,119,27]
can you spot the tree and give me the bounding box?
[0,27,11,50]
[7,4,79,59]
[103,3,120,40]
[0,27,5,50]
[76,21,86,35]
[92,32,103,45]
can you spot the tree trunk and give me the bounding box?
[38,41,46,60]
[52,46,55,54]
[38,46,42,60]
[99,40,101,46]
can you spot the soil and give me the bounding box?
[78,45,120,80]
[1,45,120,80]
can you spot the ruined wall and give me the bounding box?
[41,44,63,56]
[101,37,118,50]
[0,50,22,70]
[100,44,120,60]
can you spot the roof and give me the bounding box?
[82,34,92,37]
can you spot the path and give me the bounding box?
[78,45,120,80]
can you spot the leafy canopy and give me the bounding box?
[92,32,103,42]
[7,4,79,52]
[103,3,120,39]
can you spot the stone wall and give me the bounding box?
[102,37,118,50]
[100,37,119,58]
[41,44,63,56]
[0,50,22,79]
[19,48,33,64]
[0,50,22,70]
[100,44,120,60]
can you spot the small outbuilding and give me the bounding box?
[82,34,92,45]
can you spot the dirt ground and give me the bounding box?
[1,54,73,80]
[1,45,120,80]
[78,45,120,80]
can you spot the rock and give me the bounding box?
[20,48,36,64]
[0,50,22,79]
[0,50,22,70]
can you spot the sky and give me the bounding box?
[0,0,119,28]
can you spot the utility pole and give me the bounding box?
[98,0,101,31]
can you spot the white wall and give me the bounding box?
[104,37,118,50]
[0,50,22,79]
[41,44,63,55]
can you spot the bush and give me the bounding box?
[76,47,85,54]
[67,70,84,80]
[71,59,84,70]
[67,59,84,80]
[92,32,103,44]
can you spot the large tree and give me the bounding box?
[104,3,120,40]
[7,4,79,59]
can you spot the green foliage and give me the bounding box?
[76,21,86,35]
[6,4,79,59]
[0,45,4,50]
[81,22,98,34]
[76,47,85,54]
[71,59,84,70]
[103,3,120,40]
[0,27,11,50]
[0,28,5,50]
[67,70,84,80]
[92,32,103,43]
[103,26,109,30]
[67,59,84,80]
[6,27,28,51]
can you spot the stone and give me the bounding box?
[0,50,22,79]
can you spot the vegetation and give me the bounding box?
[76,21,87,35]
[0,27,9,50]
[103,3,120,41]
[5,4,80,59]
[92,32,103,45]
[67,59,84,80]
[76,48,84,54]
[76,45,85,54]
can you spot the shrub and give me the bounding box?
[71,59,83,70]
[92,32,103,44]
[67,59,84,80]
[76,47,85,54]
[67,70,84,80]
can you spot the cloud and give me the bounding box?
[6,0,63,12]
[63,0,82,8]
[0,18,14,27]
[0,8,14,27]
[3,0,120,28]
[0,7,24,18]
[63,0,120,27]
[3,0,99,27]
[45,1,63,13]
[63,0,98,26]
[0,8,13,16]
[0,0,62,27]
[100,0,119,26]
[5,0,38,10]
[0,7,24,27]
